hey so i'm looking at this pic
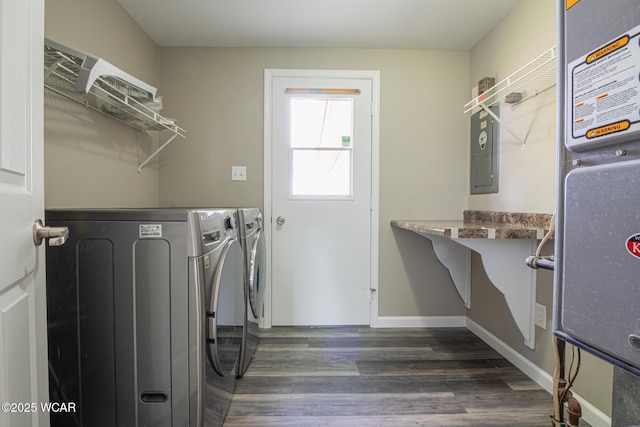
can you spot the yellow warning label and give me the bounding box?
[586,120,630,139]
[587,36,629,63]
[566,0,580,10]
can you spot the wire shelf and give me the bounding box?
[465,46,557,113]
[44,39,185,171]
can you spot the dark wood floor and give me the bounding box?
[224,326,579,426]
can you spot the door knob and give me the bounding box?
[33,219,69,246]
[276,216,286,225]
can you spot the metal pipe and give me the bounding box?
[525,256,555,270]
[566,393,582,427]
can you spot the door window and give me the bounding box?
[289,98,354,199]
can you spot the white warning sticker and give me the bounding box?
[568,24,640,148]
[139,224,162,238]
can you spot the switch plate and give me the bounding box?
[535,303,547,329]
[231,166,247,181]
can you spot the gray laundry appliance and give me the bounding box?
[236,208,266,377]
[556,0,640,375]
[45,208,245,427]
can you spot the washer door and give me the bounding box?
[206,239,244,377]
[248,228,266,319]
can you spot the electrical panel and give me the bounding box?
[470,106,499,194]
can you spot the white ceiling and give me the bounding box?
[117,0,520,50]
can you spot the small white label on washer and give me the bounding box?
[139,224,162,238]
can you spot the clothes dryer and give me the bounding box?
[189,209,245,426]
[45,208,245,427]
[237,208,266,377]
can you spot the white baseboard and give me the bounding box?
[374,315,466,328]
[466,318,611,427]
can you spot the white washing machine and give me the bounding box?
[236,208,266,377]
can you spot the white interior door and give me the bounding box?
[268,72,375,326]
[0,0,49,425]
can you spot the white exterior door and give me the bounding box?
[266,71,379,326]
[0,0,49,425]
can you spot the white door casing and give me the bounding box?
[0,0,49,425]
[263,69,380,327]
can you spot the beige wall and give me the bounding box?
[157,47,470,317]
[467,0,612,418]
[44,0,162,208]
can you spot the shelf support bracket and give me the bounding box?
[479,103,526,149]
[44,59,64,79]
[138,133,179,173]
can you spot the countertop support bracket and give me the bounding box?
[415,233,536,349]
[419,233,471,309]
[456,238,537,349]
[391,213,550,350]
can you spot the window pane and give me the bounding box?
[290,98,353,148]
[291,149,351,197]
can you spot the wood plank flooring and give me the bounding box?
[225,326,583,426]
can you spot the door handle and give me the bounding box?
[33,219,69,246]
[276,216,286,225]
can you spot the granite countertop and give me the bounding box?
[391,210,553,240]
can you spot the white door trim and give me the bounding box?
[263,69,380,328]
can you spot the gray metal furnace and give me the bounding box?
[556,0,640,375]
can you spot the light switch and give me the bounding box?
[232,166,247,181]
